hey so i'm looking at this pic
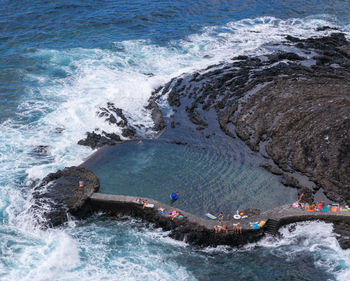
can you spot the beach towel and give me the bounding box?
[145,204,154,208]
[251,223,260,229]
[205,213,217,220]
[157,208,166,214]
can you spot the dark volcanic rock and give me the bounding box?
[169,140,188,145]
[28,166,99,227]
[188,110,208,127]
[98,102,128,127]
[234,78,350,204]
[297,187,314,204]
[145,99,165,132]
[78,98,166,149]
[260,163,283,175]
[78,103,138,149]
[32,145,50,156]
[151,33,350,206]
[54,127,65,134]
[333,221,350,249]
[316,26,338,32]
[121,127,136,138]
[281,175,302,188]
[78,131,122,149]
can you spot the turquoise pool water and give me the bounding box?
[84,141,297,217]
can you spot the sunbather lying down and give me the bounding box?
[169,210,185,220]
[133,198,143,204]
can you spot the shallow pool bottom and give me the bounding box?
[83,140,297,217]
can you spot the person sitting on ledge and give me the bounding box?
[214,221,222,233]
[79,181,84,189]
[142,200,149,209]
[218,212,224,221]
[169,210,179,220]
[222,224,229,234]
[297,193,304,202]
[233,223,238,234]
[237,223,242,234]
[306,204,314,212]
[317,202,322,210]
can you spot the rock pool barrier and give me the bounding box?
[89,193,350,247]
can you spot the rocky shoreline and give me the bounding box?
[149,32,350,206]
[30,30,350,247]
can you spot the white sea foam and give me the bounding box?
[0,15,349,281]
[254,221,350,280]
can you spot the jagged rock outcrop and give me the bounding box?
[28,166,99,227]
[144,99,165,132]
[77,103,137,149]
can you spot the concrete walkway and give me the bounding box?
[90,193,350,234]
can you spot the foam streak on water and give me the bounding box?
[0,15,349,280]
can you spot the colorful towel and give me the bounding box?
[251,223,260,229]
[157,208,166,214]
[205,213,217,220]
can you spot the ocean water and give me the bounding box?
[1,0,350,280]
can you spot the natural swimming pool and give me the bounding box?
[83,140,297,217]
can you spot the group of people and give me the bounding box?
[134,198,151,209]
[292,194,349,213]
[169,210,184,220]
[214,221,242,234]
[293,199,348,213]
[134,192,183,220]
[214,211,243,234]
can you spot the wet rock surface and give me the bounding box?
[28,166,99,227]
[77,103,137,149]
[260,163,283,175]
[334,221,350,249]
[32,145,50,156]
[145,99,165,132]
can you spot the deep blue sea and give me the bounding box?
[1,1,350,280]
